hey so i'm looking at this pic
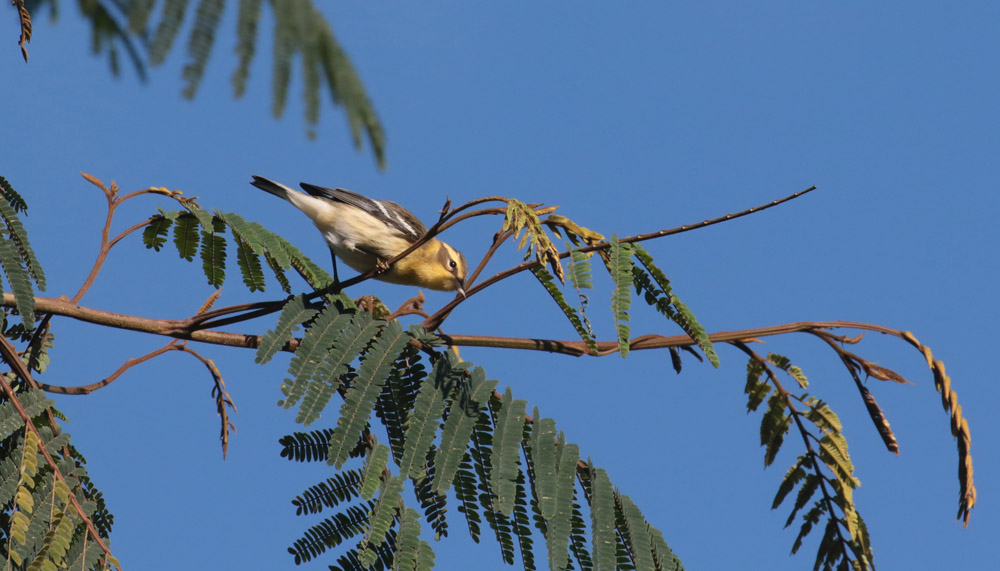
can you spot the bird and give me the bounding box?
[249,176,468,295]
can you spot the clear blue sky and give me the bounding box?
[3,1,996,569]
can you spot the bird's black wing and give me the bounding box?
[299,182,427,241]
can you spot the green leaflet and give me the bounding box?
[280,304,355,410]
[588,469,617,571]
[761,392,790,467]
[772,456,808,511]
[412,452,449,540]
[546,440,579,571]
[295,313,383,427]
[272,232,334,290]
[528,411,558,520]
[608,235,633,358]
[359,475,404,566]
[393,507,435,571]
[256,295,317,364]
[235,236,266,291]
[290,469,362,515]
[172,212,200,261]
[233,0,263,97]
[452,452,482,542]
[0,175,28,213]
[511,473,536,571]
[632,243,719,367]
[288,501,377,564]
[181,0,225,99]
[376,344,425,462]
[617,493,657,571]
[565,243,596,338]
[768,352,807,388]
[327,320,410,468]
[266,0,386,164]
[199,218,227,288]
[128,0,157,32]
[142,215,173,251]
[744,358,770,412]
[0,237,36,329]
[149,0,190,66]
[490,387,527,516]
[531,266,599,355]
[279,428,335,463]
[399,353,466,479]
[0,191,45,291]
[568,500,595,571]
[360,443,390,500]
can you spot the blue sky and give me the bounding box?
[3,1,997,569]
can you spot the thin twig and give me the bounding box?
[422,185,818,330]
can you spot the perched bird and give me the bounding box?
[250,176,468,295]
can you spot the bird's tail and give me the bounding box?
[250,175,295,201]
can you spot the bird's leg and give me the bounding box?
[328,246,341,285]
[374,257,391,274]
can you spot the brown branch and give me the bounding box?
[0,336,120,569]
[36,342,181,395]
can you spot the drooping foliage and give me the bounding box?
[20,0,386,166]
[269,306,687,570]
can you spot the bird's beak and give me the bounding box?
[456,278,467,299]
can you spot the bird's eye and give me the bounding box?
[449,260,457,269]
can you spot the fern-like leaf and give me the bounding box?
[234,236,267,291]
[393,507,435,571]
[232,0,263,97]
[291,470,363,515]
[360,443,390,501]
[181,0,225,98]
[399,352,465,479]
[546,439,579,571]
[279,428,335,463]
[199,218,227,287]
[171,212,200,261]
[142,214,173,251]
[279,304,355,411]
[632,244,719,367]
[0,237,35,329]
[0,190,45,291]
[608,235,633,358]
[0,175,29,213]
[256,295,317,364]
[490,387,527,516]
[296,312,384,426]
[452,453,482,542]
[327,320,409,468]
[288,501,376,564]
[761,392,790,467]
[532,266,598,355]
[358,475,403,566]
[376,344,425,462]
[435,367,498,496]
[589,467,617,571]
[149,0,190,67]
